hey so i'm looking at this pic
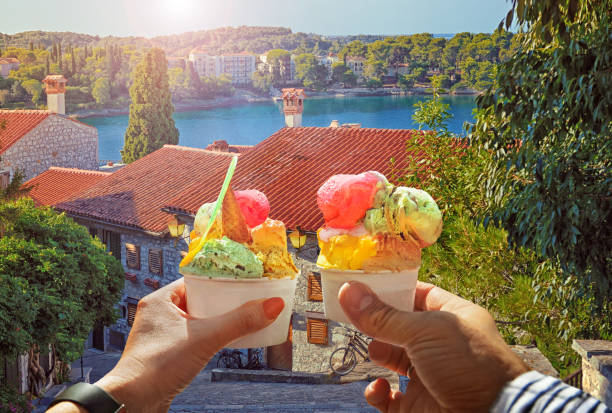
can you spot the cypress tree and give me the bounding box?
[121,48,179,163]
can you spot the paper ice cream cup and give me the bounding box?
[318,267,419,324]
[182,271,297,348]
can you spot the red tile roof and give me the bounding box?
[0,110,95,155]
[0,110,51,155]
[205,140,253,154]
[55,146,235,234]
[0,58,20,64]
[165,127,426,232]
[25,167,112,207]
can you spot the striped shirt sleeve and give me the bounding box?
[491,370,611,413]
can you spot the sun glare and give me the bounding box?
[162,0,197,20]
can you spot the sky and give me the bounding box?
[1,0,511,38]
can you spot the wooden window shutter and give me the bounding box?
[307,318,328,345]
[0,171,10,189]
[125,244,140,270]
[307,273,323,301]
[127,302,137,327]
[148,249,163,275]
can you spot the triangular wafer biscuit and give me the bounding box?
[222,186,251,243]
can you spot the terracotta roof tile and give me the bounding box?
[25,167,112,207]
[0,110,51,155]
[55,145,235,234]
[0,110,95,156]
[165,127,426,232]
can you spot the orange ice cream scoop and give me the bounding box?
[250,218,298,278]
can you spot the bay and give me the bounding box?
[82,95,476,162]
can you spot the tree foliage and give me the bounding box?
[0,198,124,361]
[121,48,179,163]
[470,0,612,300]
[294,53,327,90]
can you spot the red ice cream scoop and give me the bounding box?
[317,172,381,229]
[234,189,270,228]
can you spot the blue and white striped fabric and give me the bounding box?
[492,371,610,412]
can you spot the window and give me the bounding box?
[307,318,328,345]
[307,273,323,302]
[126,298,138,327]
[125,244,140,270]
[148,249,163,275]
[103,230,121,261]
[0,171,10,189]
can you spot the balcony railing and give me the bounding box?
[562,368,582,389]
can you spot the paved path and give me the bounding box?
[67,350,379,412]
[170,373,376,412]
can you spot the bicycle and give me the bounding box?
[329,328,371,375]
[216,349,243,369]
[216,348,264,370]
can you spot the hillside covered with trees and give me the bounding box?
[0,27,515,111]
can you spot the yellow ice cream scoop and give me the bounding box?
[316,231,378,270]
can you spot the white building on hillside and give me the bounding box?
[188,49,256,85]
[317,54,338,80]
[346,56,366,80]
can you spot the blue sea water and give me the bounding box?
[82,95,476,162]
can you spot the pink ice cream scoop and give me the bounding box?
[235,190,270,228]
[317,172,381,229]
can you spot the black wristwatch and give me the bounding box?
[47,382,124,413]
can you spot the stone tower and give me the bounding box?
[281,88,306,127]
[43,75,67,115]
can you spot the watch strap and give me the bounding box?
[47,382,124,413]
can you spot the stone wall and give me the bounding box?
[573,340,612,405]
[0,115,98,181]
[107,228,189,350]
[290,234,352,373]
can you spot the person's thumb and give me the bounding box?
[338,281,430,349]
[189,297,285,352]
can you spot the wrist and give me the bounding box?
[95,369,164,413]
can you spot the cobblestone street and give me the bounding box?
[71,350,378,412]
[170,372,377,412]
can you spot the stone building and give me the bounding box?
[0,74,98,184]
[346,56,366,80]
[188,49,256,85]
[27,145,237,351]
[0,57,20,78]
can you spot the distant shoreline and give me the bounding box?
[71,88,479,119]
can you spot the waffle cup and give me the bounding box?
[182,269,297,348]
[319,268,418,324]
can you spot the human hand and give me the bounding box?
[338,281,529,413]
[92,278,284,413]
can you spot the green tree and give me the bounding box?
[251,71,273,94]
[265,49,291,85]
[338,40,367,61]
[121,48,178,163]
[471,0,612,300]
[184,60,202,97]
[331,62,348,83]
[0,199,124,363]
[294,53,327,90]
[92,77,111,105]
[412,77,451,134]
[21,79,42,105]
[341,70,357,88]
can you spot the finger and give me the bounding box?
[364,378,391,412]
[368,340,412,377]
[339,281,439,349]
[189,297,284,350]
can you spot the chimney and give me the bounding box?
[43,75,67,115]
[329,120,339,128]
[281,88,306,127]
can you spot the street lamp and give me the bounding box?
[167,216,188,246]
[289,227,307,249]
